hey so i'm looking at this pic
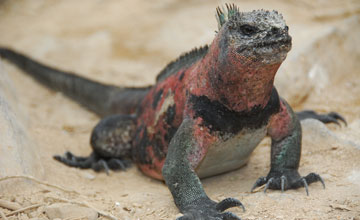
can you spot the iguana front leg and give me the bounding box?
[163,118,244,220]
[251,99,325,195]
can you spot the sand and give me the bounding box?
[0,0,359,219]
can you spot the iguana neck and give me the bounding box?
[188,32,282,112]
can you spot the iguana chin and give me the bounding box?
[0,4,346,220]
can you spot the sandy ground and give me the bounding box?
[0,0,359,219]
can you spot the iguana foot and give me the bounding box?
[297,110,347,126]
[177,197,244,220]
[251,170,325,196]
[53,151,131,175]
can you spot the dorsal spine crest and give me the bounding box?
[215,3,240,30]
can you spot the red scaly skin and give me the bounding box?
[267,100,293,141]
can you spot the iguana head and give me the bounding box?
[216,4,291,65]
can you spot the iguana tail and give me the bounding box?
[0,47,150,117]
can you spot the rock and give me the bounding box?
[341,119,360,150]
[347,170,360,186]
[275,15,360,106]
[82,172,96,180]
[301,119,344,149]
[301,119,337,139]
[301,119,360,150]
[44,203,98,220]
[0,199,22,211]
[28,211,38,218]
[0,61,44,193]
[18,213,30,220]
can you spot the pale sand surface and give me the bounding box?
[0,1,359,219]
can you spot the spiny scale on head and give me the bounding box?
[216,4,285,30]
[216,3,240,30]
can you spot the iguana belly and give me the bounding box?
[196,126,267,178]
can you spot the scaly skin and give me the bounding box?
[0,4,347,220]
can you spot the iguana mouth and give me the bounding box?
[236,37,291,54]
[255,37,291,48]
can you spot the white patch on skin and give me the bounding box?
[147,92,175,135]
[154,91,175,125]
[147,91,175,135]
[196,126,267,178]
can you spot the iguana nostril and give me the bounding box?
[271,27,280,35]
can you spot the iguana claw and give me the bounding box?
[177,197,244,220]
[327,112,347,126]
[252,170,325,196]
[221,212,242,220]
[297,110,347,126]
[302,177,309,196]
[264,177,274,193]
[53,151,131,175]
[250,176,266,192]
[280,175,286,192]
[216,198,245,212]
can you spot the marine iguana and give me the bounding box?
[0,4,346,220]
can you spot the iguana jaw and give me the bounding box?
[234,35,292,65]
[236,36,291,55]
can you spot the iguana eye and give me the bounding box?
[240,24,257,36]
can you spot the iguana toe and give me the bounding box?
[216,198,245,212]
[327,112,347,126]
[53,151,131,174]
[250,176,267,192]
[252,170,325,195]
[290,172,325,195]
[221,212,242,220]
[177,197,243,220]
[297,110,347,126]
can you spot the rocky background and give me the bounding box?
[0,0,359,219]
